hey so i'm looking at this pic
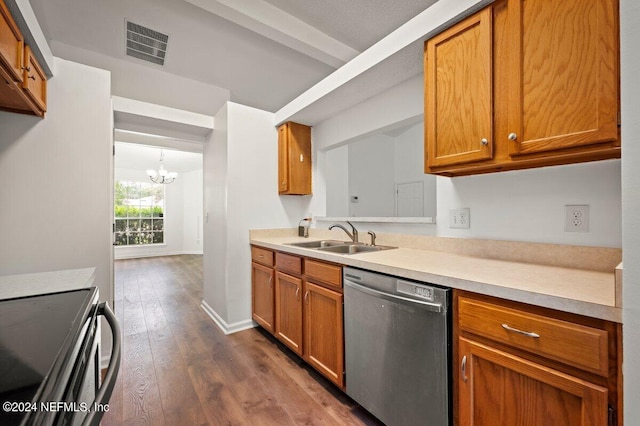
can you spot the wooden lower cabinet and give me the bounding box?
[254,248,345,389]
[303,281,344,388]
[455,291,621,426]
[458,337,608,426]
[274,271,303,356]
[251,262,274,333]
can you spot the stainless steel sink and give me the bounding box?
[317,244,396,254]
[286,240,347,249]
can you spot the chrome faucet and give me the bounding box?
[329,221,359,243]
[367,230,376,246]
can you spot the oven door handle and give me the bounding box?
[82,301,121,426]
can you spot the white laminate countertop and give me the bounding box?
[0,268,96,299]
[250,235,621,323]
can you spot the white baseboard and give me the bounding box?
[200,301,256,335]
[114,250,203,260]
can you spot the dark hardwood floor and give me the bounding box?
[102,255,382,425]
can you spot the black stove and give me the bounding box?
[0,287,120,426]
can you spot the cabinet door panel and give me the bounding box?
[507,0,618,156]
[304,282,344,388]
[425,8,493,169]
[274,271,303,355]
[278,125,289,193]
[278,122,311,195]
[251,262,274,333]
[458,337,608,426]
[0,0,23,83]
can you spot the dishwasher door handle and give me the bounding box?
[345,280,443,313]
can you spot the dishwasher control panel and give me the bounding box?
[397,280,435,301]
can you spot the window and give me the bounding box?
[114,181,164,246]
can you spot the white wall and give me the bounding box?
[52,41,230,116]
[394,122,437,218]
[182,169,204,253]
[113,167,203,259]
[203,104,229,321]
[621,0,640,422]
[436,160,621,247]
[0,57,113,348]
[348,134,396,217]
[325,145,349,216]
[203,102,305,332]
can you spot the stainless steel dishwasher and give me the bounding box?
[344,267,451,426]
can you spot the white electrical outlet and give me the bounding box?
[449,208,470,229]
[565,205,589,232]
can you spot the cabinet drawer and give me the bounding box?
[251,246,274,267]
[458,297,609,376]
[305,259,342,289]
[276,252,302,276]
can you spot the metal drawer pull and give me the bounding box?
[304,291,309,304]
[501,323,540,338]
[296,287,300,300]
[461,355,468,382]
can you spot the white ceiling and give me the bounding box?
[115,142,202,173]
[27,0,437,112]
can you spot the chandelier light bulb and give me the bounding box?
[148,150,177,184]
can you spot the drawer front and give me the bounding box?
[251,246,274,267]
[305,259,342,289]
[276,252,302,276]
[458,297,609,376]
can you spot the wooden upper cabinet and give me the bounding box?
[425,8,493,169]
[0,0,46,117]
[424,0,620,176]
[278,121,312,195]
[507,0,619,157]
[0,0,23,83]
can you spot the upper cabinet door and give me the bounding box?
[278,122,312,195]
[507,0,619,156]
[425,8,493,170]
[0,0,23,83]
[22,45,46,113]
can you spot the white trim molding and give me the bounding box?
[201,301,256,335]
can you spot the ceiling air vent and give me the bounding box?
[125,20,169,66]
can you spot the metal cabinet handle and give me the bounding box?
[508,132,518,141]
[28,75,36,80]
[296,287,300,300]
[481,138,488,146]
[268,275,273,287]
[461,355,468,382]
[304,291,309,304]
[501,323,540,338]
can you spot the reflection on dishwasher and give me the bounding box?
[344,267,451,426]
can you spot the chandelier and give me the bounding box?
[147,149,177,184]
